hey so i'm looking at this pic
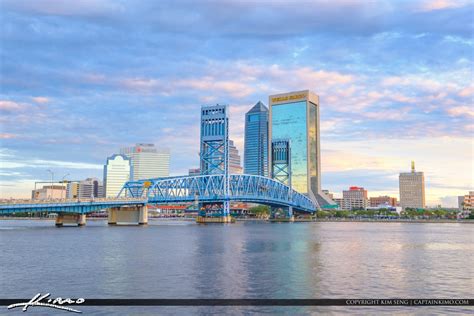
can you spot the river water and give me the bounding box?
[0,219,472,315]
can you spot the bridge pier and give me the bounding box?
[108,205,148,225]
[55,213,86,227]
[269,206,295,222]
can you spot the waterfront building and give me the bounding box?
[78,178,103,199]
[269,90,333,208]
[369,196,397,207]
[120,143,170,180]
[342,186,369,210]
[244,101,268,176]
[188,168,201,176]
[333,198,344,209]
[229,139,243,174]
[399,161,426,210]
[32,185,66,200]
[458,191,474,210]
[103,154,131,198]
[66,182,79,199]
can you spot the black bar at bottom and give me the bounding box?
[1,299,473,306]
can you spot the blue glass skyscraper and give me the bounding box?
[244,101,268,177]
[269,90,334,209]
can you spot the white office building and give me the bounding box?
[120,143,170,180]
[104,154,131,198]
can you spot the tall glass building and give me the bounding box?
[269,90,333,208]
[244,101,268,177]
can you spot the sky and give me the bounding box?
[0,0,473,206]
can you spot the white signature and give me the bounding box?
[7,293,85,313]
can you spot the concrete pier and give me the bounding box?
[196,215,235,223]
[269,216,295,223]
[108,205,148,225]
[55,213,86,227]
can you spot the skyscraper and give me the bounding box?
[103,154,131,198]
[399,161,426,209]
[120,143,170,180]
[244,101,268,176]
[229,139,243,174]
[269,90,333,208]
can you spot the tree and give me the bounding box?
[249,205,270,216]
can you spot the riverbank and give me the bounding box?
[2,216,473,223]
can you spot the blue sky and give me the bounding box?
[0,0,473,206]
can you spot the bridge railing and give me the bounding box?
[0,197,146,206]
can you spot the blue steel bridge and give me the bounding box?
[0,174,315,216]
[120,174,315,211]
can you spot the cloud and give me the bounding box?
[31,96,50,104]
[447,106,474,117]
[0,100,25,112]
[417,0,472,12]
[3,0,124,18]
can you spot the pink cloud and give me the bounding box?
[31,96,50,104]
[447,106,474,117]
[0,133,18,139]
[0,100,26,112]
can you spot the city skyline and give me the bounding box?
[1,1,473,206]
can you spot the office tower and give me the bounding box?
[104,154,131,198]
[343,186,369,210]
[269,90,333,208]
[120,143,170,180]
[369,196,397,207]
[244,101,268,176]
[399,161,426,209]
[229,139,243,174]
[77,178,104,199]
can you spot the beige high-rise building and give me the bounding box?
[399,161,426,210]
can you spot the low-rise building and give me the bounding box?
[32,185,66,200]
[458,191,474,210]
[370,196,397,207]
[342,186,368,210]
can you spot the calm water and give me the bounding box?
[0,219,472,315]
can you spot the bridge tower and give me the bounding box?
[270,139,294,221]
[198,104,232,222]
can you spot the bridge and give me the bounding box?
[0,174,315,226]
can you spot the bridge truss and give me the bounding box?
[119,174,316,213]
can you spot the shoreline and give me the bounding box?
[1,216,473,224]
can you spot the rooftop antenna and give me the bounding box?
[411,161,415,173]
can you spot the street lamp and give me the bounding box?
[61,173,70,200]
[46,169,54,200]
